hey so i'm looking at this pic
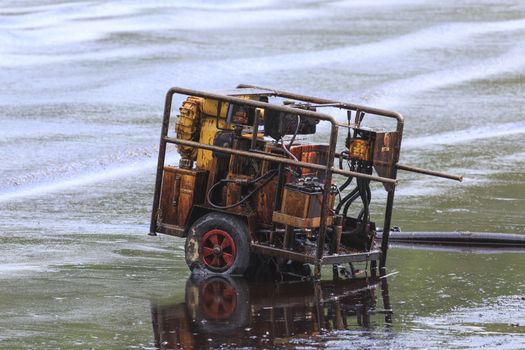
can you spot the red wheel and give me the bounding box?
[185,213,250,275]
[201,229,237,272]
[200,278,237,320]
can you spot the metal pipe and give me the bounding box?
[236,83,404,133]
[315,123,338,276]
[167,86,337,124]
[396,163,463,182]
[380,189,396,268]
[164,137,397,185]
[149,90,174,235]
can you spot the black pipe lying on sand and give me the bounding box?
[376,231,525,247]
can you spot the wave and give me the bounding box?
[403,122,525,149]
[0,153,177,203]
[0,2,316,50]
[365,44,525,109]
[203,18,525,75]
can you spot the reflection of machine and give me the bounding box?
[150,85,462,277]
[150,274,392,349]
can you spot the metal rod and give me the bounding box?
[396,163,463,182]
[236,83,404,134]
[164,137,398,185]
[167,86,337,124]
[380,189,396,267]
[149,90,174,235]
[315,123,338,276]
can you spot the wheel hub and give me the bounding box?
[201,229,237,271]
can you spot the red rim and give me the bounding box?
[201,229,237,271]
[200,279,237,320]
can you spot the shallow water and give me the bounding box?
[0,0,524,349]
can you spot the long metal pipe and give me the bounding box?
[166,86,337,124]
[236,83,404,133]
[380,189,396,268]
[149,89,174,235]
[334,152,462,182]
[396,163,463,182]
[164,137,397,185]
[315,121,338,277]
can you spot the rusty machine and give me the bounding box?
[150,85,462,278]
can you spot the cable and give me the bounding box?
[280,114,301,162]
[206,169,278,209]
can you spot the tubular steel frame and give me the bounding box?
[150,85,406,278]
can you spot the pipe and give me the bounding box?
[164,137,398,185]
[376,231,525,247]
[396,163,463,182]
[149,89,174,236]
[236,83,404,133]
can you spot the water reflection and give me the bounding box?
[151,275,392,349]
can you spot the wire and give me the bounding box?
[206,169,278,209]
[280,114,301,162]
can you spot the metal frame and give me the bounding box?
[150,85,406,277]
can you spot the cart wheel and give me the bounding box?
[185,213,250,275]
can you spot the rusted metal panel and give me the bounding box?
[251,243,318,264]
[225,174,252,213]
[272,211,333,228]
[158,166,208,228]
[280,184,335,220]
[372,132,400,191]
[253,177,277,226]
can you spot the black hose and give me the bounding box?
[336,186,359,214]
[357,177,371,222]
[342,188,361,217]
[206,170,278,209]
[376,231,525,247]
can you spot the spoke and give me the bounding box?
[223,252,233,266]
[211,256,220,267]
[202,247,214,257]
[204,256,213,265]
[209,234,219,246]
[221,238,232,249]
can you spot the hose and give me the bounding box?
[336,186,359,214]
[206,169,278,209]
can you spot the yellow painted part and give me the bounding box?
[196,116,229,170]
[201,98,230,118]
[201,96,255,118]
[176,95,260,168]
[175,96,203,160]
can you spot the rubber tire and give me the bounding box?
[185,212,250,275]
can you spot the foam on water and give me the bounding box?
[43,19,525,105]
[0,155,176,203]
[403,122,525,149]
[0,2,316,52]
[367,45,525,109]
